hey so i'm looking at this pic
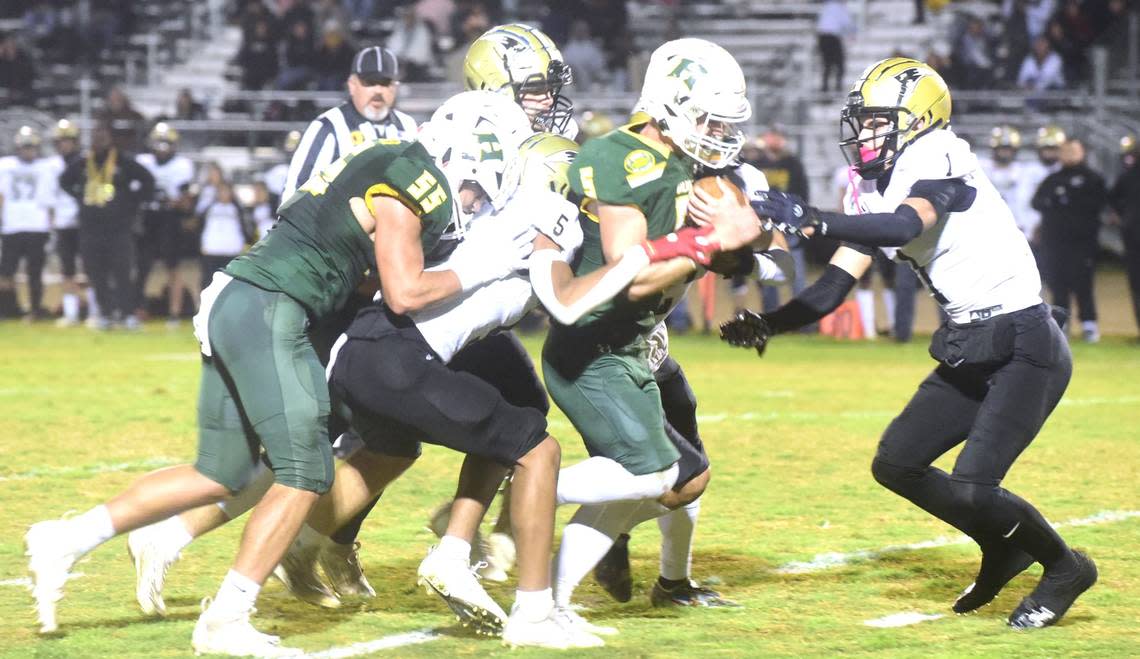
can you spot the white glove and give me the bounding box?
[449,219,537,291]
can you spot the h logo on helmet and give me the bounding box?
[477,133,503,161]
[667,58,708,91]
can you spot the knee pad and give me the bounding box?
[870,457,924,493]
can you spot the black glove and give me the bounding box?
[755,191,821,238]
[719,309,773,357]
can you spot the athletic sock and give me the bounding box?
[554,502,643,607]
[512,587,554,621]
[437,534,471,562]
[149,514,195,553]
[330,494,380,545]
[210,569,260,618]
[70,505,116,555]
[658,498,700,581]
[557,457,678,506]
[883,289,897,334]
[61,293,79,321]
[855,289,876,338]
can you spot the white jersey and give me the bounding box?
[250,202,275,240]
[136,153,196,202]
[0,156,56,234]
[411,185,582,362]
[843,129,1041,324]
[1015,159,1059,240]
[43,154,78,229]
[200,201,246,256]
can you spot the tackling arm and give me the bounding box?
[528,233,650,325]
[598,202,704,301]
[367,195,463,315]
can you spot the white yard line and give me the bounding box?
[0,572,85,588]
[776,510,1140,574]
[302,629,440,658]
[863,612,945,628]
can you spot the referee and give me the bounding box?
[281,45,418,202]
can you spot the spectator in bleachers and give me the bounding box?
[313,0,349,31]
[417,0,457,45]
[954,16,995,89]
[100,86,146,153]
[386,4,437,82]
[0,32,35,107]
[277,15,319,89]
[315,22,357,90]
[343,0,379,28]
[993,0,1033,85]
[562,20,608,91]
[444,2,490,83]
[136,123,197,324]
[816,0,855,92]
[59,121,155,330]
[1033,137,1106,342]
[279,0,317,37]
[249,180,276,240]
[1094,0,1131,77]
[198,181,250,294]
[1108,134,1140,337]
[238,17,280,90]
[1045,16,1084,85]
[1017,36,1065,91]
[174,89,207,120]
[1019,0,1056,41]
[88,0,135,57]
[240,0,279,40]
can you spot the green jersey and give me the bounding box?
[555,116,695,354]
[226,140,455,319]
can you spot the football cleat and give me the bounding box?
[593,533,633,603]
[1008,550,1097,629]
[953,545,1035,614]
[502,605,605,649]
[127,525,184,616]
[318,541,376,599]
[417,545,507,636]
[192,598,299,657]
[553,605,618,636]
[428,501,500,580]
[26,519,85,634]
[650,578,740,608]
[271,538,341,609]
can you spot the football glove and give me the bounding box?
[719,309,773,357]
[755,191,822,238]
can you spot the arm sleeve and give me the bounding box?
[764,264,858,333]
[814,204,924,246]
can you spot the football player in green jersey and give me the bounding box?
[542,38,768,625]
[25,91,533,655]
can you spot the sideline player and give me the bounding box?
[43,120,84,325]
[722,57,1096,630]
[0,126,57,320]
[25,91,531,656]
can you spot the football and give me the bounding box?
[693,175,747,205]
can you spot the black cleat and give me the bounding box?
[594,533,632,603]
[650,578,739,608]
[953,545,1036,614]
[1008,550,1097,629]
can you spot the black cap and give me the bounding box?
[352,46,400,82]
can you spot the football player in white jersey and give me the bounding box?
[43,120,84,325]
[0,126,58,320]
[722,57,1096,630]
[1015,124,1064,263]
[980,126,1029,235]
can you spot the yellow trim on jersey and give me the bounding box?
[626,161,667,188]
[364,182,423,217]
[618,112,672,159]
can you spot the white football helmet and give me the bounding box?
[419,91,532,220]
[635,38,751,168]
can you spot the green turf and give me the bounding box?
[1,322,1137,657]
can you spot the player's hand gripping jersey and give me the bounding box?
[844,129,1042,323]
[226,140,455,320]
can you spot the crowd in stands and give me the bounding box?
[233,0,638,90]
[943,0,1132,91]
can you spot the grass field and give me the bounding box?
[1,322,1138,657]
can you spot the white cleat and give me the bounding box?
[481,532,516,583]
[127,525,182,616]
[553,605,619,636]
[318,541,376,599]
[26,519,85,634]
[417,546,507,636]
[502,607,605,649]
[271,538,341,609]
[192,598,299,657]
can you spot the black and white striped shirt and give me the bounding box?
[281,100,418,204]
